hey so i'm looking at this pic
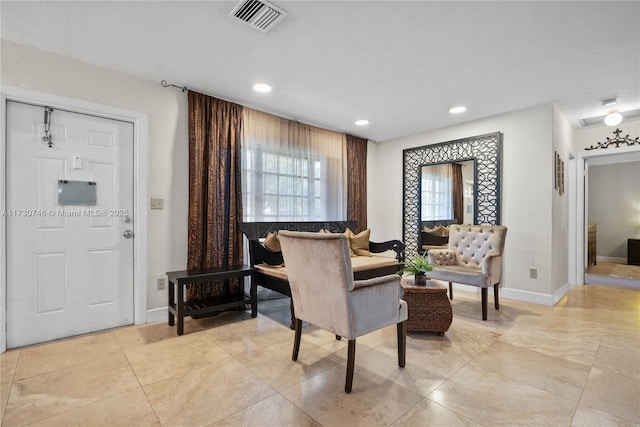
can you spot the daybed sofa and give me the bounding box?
[420,221,456,253]
[240,221,404,328]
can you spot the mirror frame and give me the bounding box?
[403,132,503,258]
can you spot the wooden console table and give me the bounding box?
[167,265,256,335]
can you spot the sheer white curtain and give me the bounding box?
[421,163,453,221]
[242,108,346,222]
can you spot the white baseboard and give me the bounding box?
[451,283,481,294]
[596,256,627,264]
[452,282,571,307]
[146,307,167,324]
[500,283,572,306]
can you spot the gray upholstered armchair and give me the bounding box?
[278,230,408,393]
[427,225,507,320]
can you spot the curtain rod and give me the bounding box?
[161,80,187,92]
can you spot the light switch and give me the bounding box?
[72,155,82,169]
[150,198,164,210]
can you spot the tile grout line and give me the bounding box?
[116,334,164,426]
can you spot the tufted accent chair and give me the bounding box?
[427,225,507,320]
[278,230,408,393]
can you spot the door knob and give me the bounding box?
[123,230,134,239]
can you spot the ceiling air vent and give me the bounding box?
[229,0,287,33]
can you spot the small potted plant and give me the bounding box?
[399,254,433,286]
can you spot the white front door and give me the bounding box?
[6,101,134,348]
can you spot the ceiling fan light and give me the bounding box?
[604,112,622,126]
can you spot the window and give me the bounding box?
[242,109,345,222]
[243,149,325,221]
[421,164,453,221]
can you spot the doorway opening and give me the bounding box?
[575,148,640,291]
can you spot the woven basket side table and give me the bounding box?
[401,277,452,335]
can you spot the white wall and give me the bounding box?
[369,104,565,304]
[1,40,189,311]
[588,161,640,259]
[551,105,572,295]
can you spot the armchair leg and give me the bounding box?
[397,321,407,368]
[481,288,488,320]
[494,284,500,310]
[292,318,302,361]
[289,299,296,330]
[345,340,356,393]
[449,282,453,300]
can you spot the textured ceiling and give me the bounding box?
[1,1,639,141]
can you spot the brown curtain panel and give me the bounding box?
[346,135,368,232]
[187,91,243,301]
[452,163,464,224]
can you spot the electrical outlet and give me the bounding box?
[157,277,166,290]
[529,268,537,279]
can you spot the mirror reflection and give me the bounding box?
[420,160,475,253]
[420,160,475,224]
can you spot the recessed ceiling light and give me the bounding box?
[355,119,369,126]
[601,98,618,107]
[253,83,272,93]
[449,106,466,114]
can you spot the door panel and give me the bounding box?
[35,252,67,314]
[6,101,134,348]
[89,249,114,306]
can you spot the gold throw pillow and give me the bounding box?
[345,228,371,257]
[264,231,281,252]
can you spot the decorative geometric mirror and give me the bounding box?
[403,132,503,258]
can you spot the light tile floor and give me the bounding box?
[1,285,639,426]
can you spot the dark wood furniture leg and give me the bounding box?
[292,318,302,361]
[345,340,356,393]
[168,279,175,327]
[289,300,295,330]
[397,321,407,367]
[448,282,453,299]
[481,287,488,320]
[177,282,185,335]
[494,284,500,310]
[250,275,258,318]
